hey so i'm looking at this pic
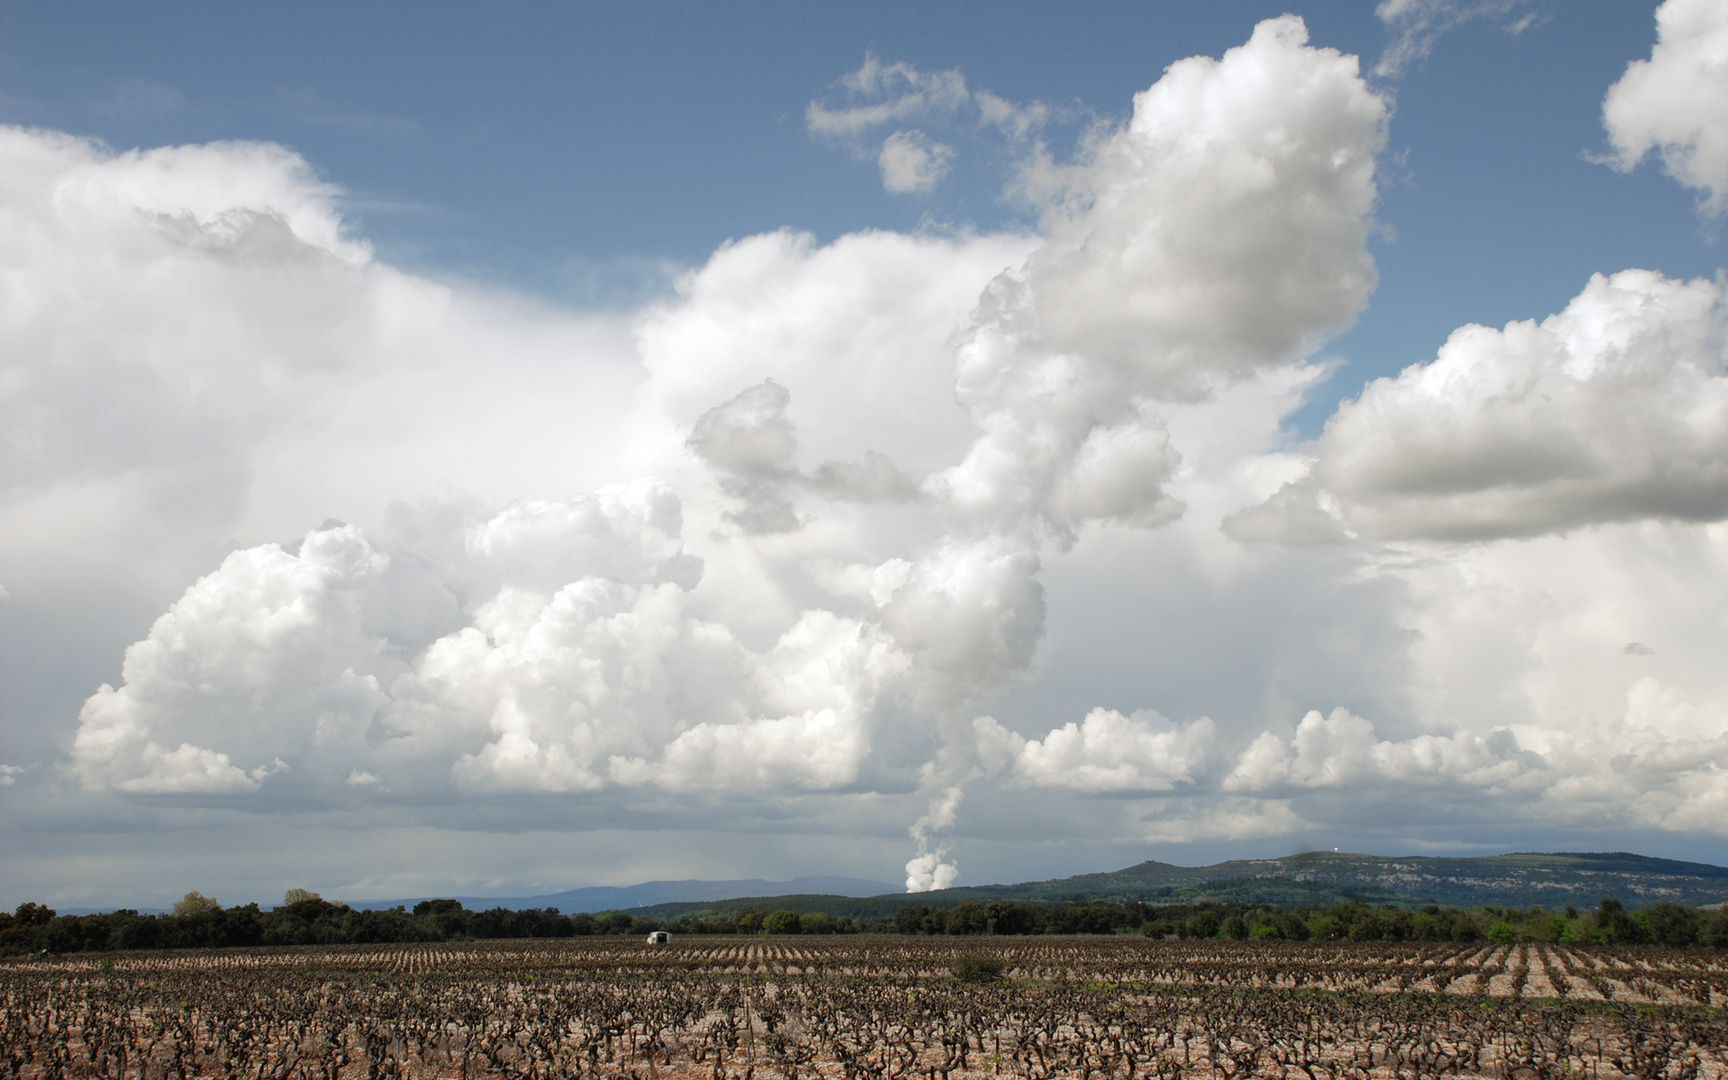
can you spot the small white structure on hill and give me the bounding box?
[646,930,672,945]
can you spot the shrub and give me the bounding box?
[952,952,1004,983]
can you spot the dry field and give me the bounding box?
[4,937,1726,1080]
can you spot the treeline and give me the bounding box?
[4,892,1726,956]
[890,896,1728,947]
[0,895,718,955]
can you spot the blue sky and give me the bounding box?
[3,1,1727,907]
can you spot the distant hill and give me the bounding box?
[623,851,1728,921]
[931,851,1728,909]
[348,876,898,914]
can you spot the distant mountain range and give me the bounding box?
[347,876,899,914]
[621,851,1728,921]
[56,851,1728,918]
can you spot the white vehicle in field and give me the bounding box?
[645,930,672,945]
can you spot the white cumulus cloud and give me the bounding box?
[877,130,955,195]
[1013,15,1384,387]
[975,708,1217,793]
[928,16,1385,540]
[1228,270,1728,543]
[1223,708,1522,793]
[1603,0,1728,215]
[71,524,390,794]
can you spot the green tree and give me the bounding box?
[1186,910,1221,939]
[894,906,932,934]
[1348,910,1386,941]
[1646,902,1699,947]
[762,909,802,935]
[1378,906,1415,941]
[13,902,55,926]
[1597,898,1645,944]
[1525,912,1564,942]
[172,891,221,917]
[1701,907,1728,948]
[1451,914,1486,943]
[943,902,988,935]
[1271,911,1311,941]
[985,902,1041,935]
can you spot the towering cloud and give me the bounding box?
[1014,17,1383,387]
[933,16,1385,539]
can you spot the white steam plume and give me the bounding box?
[904,785,964,892]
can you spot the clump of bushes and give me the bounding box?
[952,951,1005,983]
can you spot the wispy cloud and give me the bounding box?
[805,54,1053,196]
[805,54,972,140]
[1374,0,1542,79]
